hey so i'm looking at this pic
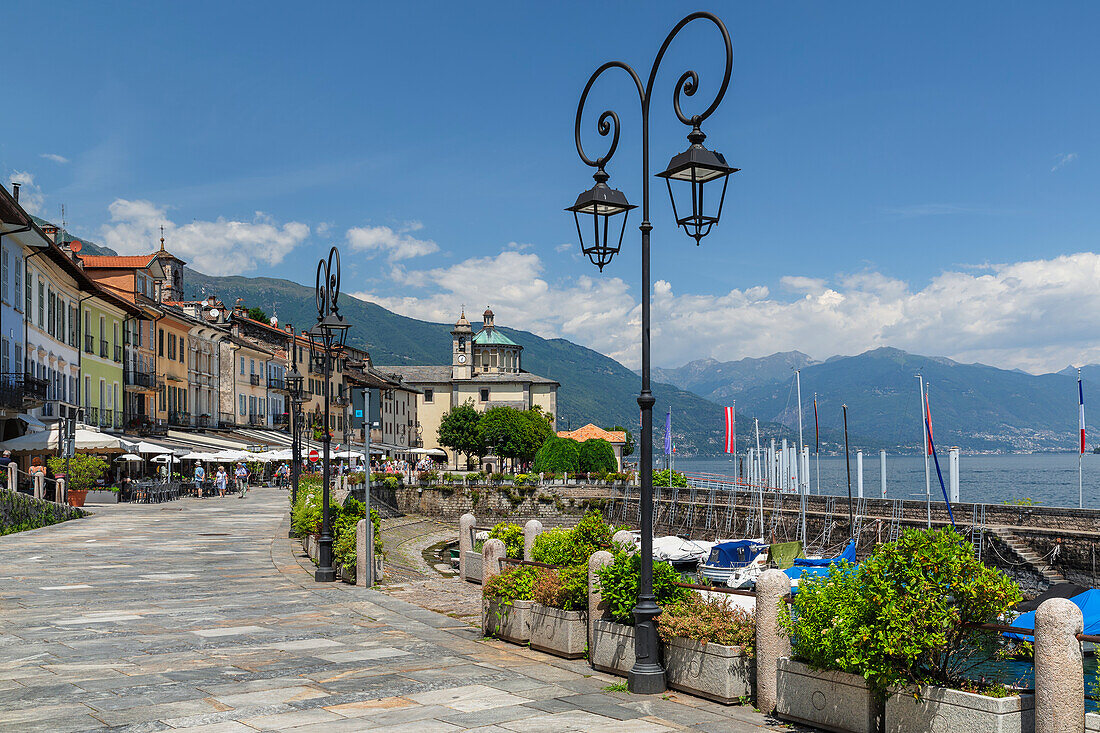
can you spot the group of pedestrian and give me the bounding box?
[191,462,251,499]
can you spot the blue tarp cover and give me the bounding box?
[794,540,857,567]
[784,564,858,593]
[705,540,766,569]
[1006,588,1100,640]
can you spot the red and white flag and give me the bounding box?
[1080,370,1086,454]
[925,388,934,455]
[723,406,736,453]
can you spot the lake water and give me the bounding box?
[674,453,1100,510]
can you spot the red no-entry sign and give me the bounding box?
[308,449,319,464]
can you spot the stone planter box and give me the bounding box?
[1086,711,1100,732]
[374,556,384,579]
[776,658,880,733]
[886,686,1034,733]
[84,490,119,504]
[529,603,586,659]
[482,598,532,643]
[591,620,645,676]
[664,636,753,705]
[463,551,482,583]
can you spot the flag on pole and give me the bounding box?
[1080,371,1086,454]
[664,409,672,456]
[723,406,736,453]
[925,388,934,456]
[813,396,819,453]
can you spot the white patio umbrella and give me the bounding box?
[115,453,143,462]
[150,454,177,463]
[180,451,217,461]
[0,425,127,452]
[135,441,174,455]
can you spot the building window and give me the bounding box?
[24,272,31,315]
[1,248,7,303]
[37,281,44,327]
[480,388,489,402]
[159,328,164,356]
[14,258,21,312]
[424,388,433,403]
[240,356,245,375]
[239,394,246,416]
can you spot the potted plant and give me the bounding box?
[48,454,108,508]
[780,528,1027,733]
[529,565,588,658]
[593,548,690,676]
[658,593,755,704]
[481,565,536,643]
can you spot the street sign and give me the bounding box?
[308,449,319,464]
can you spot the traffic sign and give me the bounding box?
[308,449,319,464]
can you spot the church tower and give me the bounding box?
[451,309,473,380]
[152,227,187,303]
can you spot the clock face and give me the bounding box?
[458,354,466,364]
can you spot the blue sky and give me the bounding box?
[4,2,1100,372]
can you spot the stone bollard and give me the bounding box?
[33,473,44,500]
[523,519,542,561]
[1035,597,1085,733]
[6,463,16,492]
[588,550,614,654]
[755,569,792,714]
[459,512,476,578]
[612,529,634,550]
[482,538,506,586]
[356,519,367,588]
[55,478,65,504]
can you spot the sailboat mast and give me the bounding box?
[814,392,820,496]
[732,400,737,480]
[754,418,763,537]
[918,374,931,528]
[796,370,806,545]
[1079,368,1085,509]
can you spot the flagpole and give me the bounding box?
[814,393,820,496]
[754,418,763,537]
[1079,368,1084,509]
[732,400,737,481]
[918,374,931,529]
[795,370,806,546]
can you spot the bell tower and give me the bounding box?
[451,309,473,380]
[153,227,187,303]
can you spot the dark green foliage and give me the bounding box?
[47,454,108,491]
[246,306,268,323]
[478,406,550,466]
[596,550,691,625]
[438,400,486,464]
[0,491,84,535]
[488,521,524,559]
[607,425,635,456]
[482,565,537,605]
[651,469,687,488]
[578,438,617,473]
[533,437,580,473]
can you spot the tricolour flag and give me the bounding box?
[813,395,819,453]
[925,387,934,456]
[1080,370,1086,454]
[723,406,736,454]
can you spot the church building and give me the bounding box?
[376,309,558,468]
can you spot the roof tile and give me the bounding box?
[557,424,626,444]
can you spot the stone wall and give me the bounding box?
[383,483,613,527]
[0,491,85,535]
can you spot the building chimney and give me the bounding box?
[11,183,20,202]
[41,226,58,243]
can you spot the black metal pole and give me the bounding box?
[843,403,853,537]
[316,348,336,582]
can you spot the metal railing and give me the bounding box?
[168,411,191,427]
[219,412,235,427]
[248,414,263,426]
[249,374,261,386]
[84,334,94,353]
[0,373,48,407]
[86,406,99,425]
[99,340,109,358]
[273,412,289,426]
[113,345,123,363]
[268,376,286,390]
[125,370,156,389]
[196,415,210,428]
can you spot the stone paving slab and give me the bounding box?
[0,488,811,731]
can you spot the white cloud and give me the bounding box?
[39,153,69,164]
[555,242,573,253]
[100,199,309,275]
[8,171,44,214]
[350,245,1100,374]
[1052,152,1078,172]
[345,223,438,261]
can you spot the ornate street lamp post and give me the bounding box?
[286,324,305,508]
[567,11,737,694]
[307,246,350,583]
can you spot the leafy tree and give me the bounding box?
[47,454,107,491]
[521,406,555,450]
[438,400,486,467]
[246,306,269,323]
[533,436,580,473]
[579,438,617,473]
[479,406,545,469]
[608,425,635,457]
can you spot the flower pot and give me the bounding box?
[66,489,87,507]
[885,685,1034,733]
[1086,711,1100,732]
[591,619,649,677]
[84,490,119,504]
[664,636,754,705]
[776,658,880,733]
[482,597,531,642]
[529,603,586,659]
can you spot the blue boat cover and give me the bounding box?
[705,540,766,569]
[794,540,857,567]
[784,564,858,593]
[1005,588,1100,640]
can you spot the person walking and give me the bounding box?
[193,463,206,498]
[215,466,228,497]
[234,462,249,498]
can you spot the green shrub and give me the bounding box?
[596,549,691,625]
[533,437,580,473]
[651,469,687,487]
[532,565,588,611]
[578,438,617,474]
[482,565,537,606]
[785,528,1022,695]
[488,521,524,559]
[465,471,484,483]
[531,527,574,566]
[47,454,108,491]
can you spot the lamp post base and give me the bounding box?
[628,664,667,694]
[314,566,336,582]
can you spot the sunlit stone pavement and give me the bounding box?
[0,488,803,732]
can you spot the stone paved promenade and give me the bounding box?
[0,488,803,732]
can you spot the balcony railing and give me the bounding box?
[84,335,94,354]
[0,373,49,408]
[86,406,99,425]
[99,340,108,358]
[114,345,123,363]
[273,412,289,426]
[113,410,123,429]
[196,414,210,428]
[219,412,235,428]
[169,411,191,427]
[248,414,263,426]
[267,376,286,391]
[249,374,261,386]
[125,370,156,389]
